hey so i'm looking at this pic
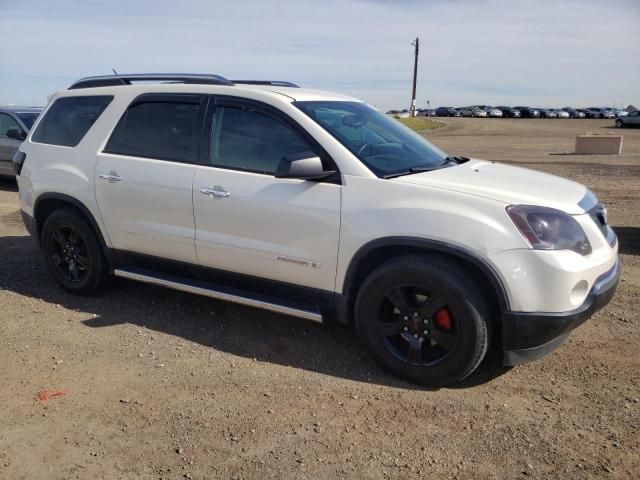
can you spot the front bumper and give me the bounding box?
[502,260,620,365]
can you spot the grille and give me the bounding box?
[588,204,608,238]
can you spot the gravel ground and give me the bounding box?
[1,118,638,479]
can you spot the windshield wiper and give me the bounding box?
[383,156,468,179]
[383,165,445,179]
[443,156,468,164]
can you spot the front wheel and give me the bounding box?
[355,255,491,387]
[41,208,110,294]
[615,119,623,128]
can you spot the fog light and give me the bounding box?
[570,280,589,306]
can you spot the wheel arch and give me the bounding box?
[337,237,510,324]
[33,193,110,255]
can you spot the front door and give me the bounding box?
[193,98,341,292]
[0,113,23,175]
[95,94,206,264]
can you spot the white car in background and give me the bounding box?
[555,109,570,119]
[14,73,620,387]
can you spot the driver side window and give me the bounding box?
[211,106,313,175]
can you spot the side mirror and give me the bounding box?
[6,128,26,141]
[275,152,335,180]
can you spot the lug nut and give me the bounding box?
[403,326,409,332]
[423,319,428,324]
[403,315,409,321]
[413,333,419,339]
[413,312,419,317]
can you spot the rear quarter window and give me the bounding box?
[31,96,113,147]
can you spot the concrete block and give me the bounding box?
[575,133,623,155]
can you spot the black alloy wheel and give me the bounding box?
[355,254,491,387]
[49,224,89,283]
[41,208,110,294]
[377,285,458,367]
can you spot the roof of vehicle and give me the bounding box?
[0,106,43,113]
[60,74,361,104]
[54,82,361,105]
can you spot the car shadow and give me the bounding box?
[614,226,640,255]
[0,177,18,192]
[0,234,512,390]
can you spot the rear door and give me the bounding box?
[192,97,341,291]
[95,94,206,263]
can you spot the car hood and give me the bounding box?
[393,159,588,214]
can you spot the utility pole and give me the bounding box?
[410,37,419,117]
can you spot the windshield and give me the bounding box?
[294,101,448,177]
[16,112,40,130]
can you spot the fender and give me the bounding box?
[33,192,111,257]
[341,236,511,313]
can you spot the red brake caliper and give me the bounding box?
[434,308,453,331]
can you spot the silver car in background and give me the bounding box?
[481,106,503,118]
[615,110,640,128]
[459,106,488,117]
[0,106,42,177]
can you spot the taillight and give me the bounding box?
[13,151,26,176]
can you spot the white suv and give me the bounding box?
[14,74,619,387]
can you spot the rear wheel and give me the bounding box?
[41,209,110,294]
[355,255,491,387]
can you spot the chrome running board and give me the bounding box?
[114,268,323,323]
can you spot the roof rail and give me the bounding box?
[68,73,234,90]
[232,80,300,88]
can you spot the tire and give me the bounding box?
[355,254,491,387]
[615,119,623,128]
[41,208,110,294]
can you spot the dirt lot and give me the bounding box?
[1,118,638,479]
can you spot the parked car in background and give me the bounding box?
[435,107,460,117]
[561,107,586,119]
[417,109,436,117]
[515,106,540,118]
[476,106,503,118]
[555,109,570,119]
[587,107,615,119]
[0,106,42,177]
[615,110,640,128]
[496,106,521,118]
[577,108,595,118]
[459,106,488,117]
[537,108,557,118]
[614,109,628,117]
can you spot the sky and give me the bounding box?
[1,0,639,110]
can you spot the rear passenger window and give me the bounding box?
[211,106,312,174]
[31,96,113,147]
[105,98,202,163]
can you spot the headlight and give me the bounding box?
[506,205,592,255]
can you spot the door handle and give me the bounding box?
[200,186,230,198]
[99,172,122,182]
